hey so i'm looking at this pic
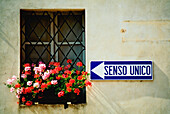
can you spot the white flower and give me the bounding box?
[16,94,20,98]
[51,80,58,85]
[21,74,27,79]
[42,70,50,80]
[25,67,31,71]
[39,64,46,70]
[7,79,13,85]
[11,75,17,82]
[27,81,33,86]
[34,67,41,74]
[42,75,47,80]
[33,83,40,88]
[10,87,15,93]
[17,88,22,94]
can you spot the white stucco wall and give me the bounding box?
[0,0,169,114]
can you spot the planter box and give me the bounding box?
[33,87,86,104]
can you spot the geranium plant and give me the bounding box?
[4,60,92,106]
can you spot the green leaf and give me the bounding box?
[17,80,20,83]
[7,85,11,88]
[24,78,28,82]
[50,77,54,80]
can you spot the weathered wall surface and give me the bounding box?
[0,0,170,114]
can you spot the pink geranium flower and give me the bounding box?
[34,67,41,74]
[25,67,31,71]
[21,74,27,79]
[58,91,64,97]
[27,81,33,86]
[51,80,58,85]
[16,94,20,98]
[7,79,13,85]
[17,88,22,94]
[33,82,40,88]
[42,70,50,80]
[39,64,46,71]
[11,75,17,82]
[10,87,15,92]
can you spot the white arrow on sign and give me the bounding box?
[91,62,105,79]
[91,62,152,79]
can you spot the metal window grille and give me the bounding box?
[20,10,85,69]
[20,10,86,105]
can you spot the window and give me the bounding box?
[20,10,86,104]
[21,10,85,68]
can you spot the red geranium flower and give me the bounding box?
[77,76,83,80]
[67,59,72,64]
[85,80,92,87]
[67,87,72,92]
[82,71,88,75]
[22,97,26,102]
[15,83,21,88]
[76,62,83,67]
[64,65,71,70]
[69,79,75,84]
[47,82,51,85]
[41,83,48,89]
[24,87,32,94]
[55,67,62,72]
[25,101,32,106]
[62,74,68,78]
[76,70,80,75]
[64,70,72,75]
[50,69,57,74]
[25,71,31,75]
[68,64,71,67]
[34,74,40,78]
[56,76,61,80]
[30,86,34,90]
[49,62,54,66]
[24,63,30,67]
[66,83,72,87]
[35,79,42,84]
[58,91,64,97]
[54,62,60,66]
[34,90,39,93]
[74,88,80,95]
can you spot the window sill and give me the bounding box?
[19,102,87,109]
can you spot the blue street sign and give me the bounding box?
[90,61,153,80]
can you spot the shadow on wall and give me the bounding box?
[87,85,126,114]
[0,21,17,52]
[116,63,170,114]
[150,63,170,99]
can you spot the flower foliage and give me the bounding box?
[4,60,92,106]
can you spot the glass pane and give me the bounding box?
[25,15,50,42]
[58,15,82,42]
[58,45,84,67]
[25,45,51,64]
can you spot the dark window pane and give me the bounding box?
[21,11,85,67]
[25,45,51,63]
[58,15,82,42]
[25,15,50,42]
[58,45,84,67]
